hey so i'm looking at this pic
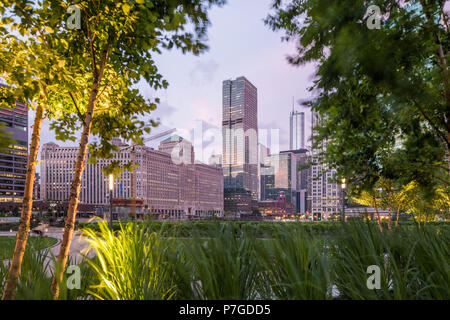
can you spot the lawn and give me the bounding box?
[0,236,58,260]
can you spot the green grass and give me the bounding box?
[79,219,450,239]
[79,220,449,300]
[0,236,58,260]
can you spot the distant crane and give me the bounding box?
[119,127,176,219]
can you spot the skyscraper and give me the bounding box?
[222,76,258,202]
[290,105,305,150]
[0,92,28,204]
[309,111,341,220]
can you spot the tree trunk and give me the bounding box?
[420,0,450,174]
[395,206,400,228]
[2,103,43,300]
[417,212,422,229]
[387,185,393,232]
[50,42,109,300]
[445,132,450,174]
[130,148,136,220]
[412,212,420,229]
[373,194,383,232]
[50,90,96,299]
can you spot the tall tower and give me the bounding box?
[309,110,341,220]
[289,100,305,150]
[222,76,258,201]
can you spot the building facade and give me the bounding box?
[158,135,195,165]
[40,138,224,218]
[261,152,297,204]
[309,111,342,220]
[223,188,253,215]
[0,98,28,204]
[260,149,310,214]
[289,109,305,150]
[208,154,222,167]
[258,143,270,201]
[222,76,258,201]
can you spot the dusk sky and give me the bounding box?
[32,0,317,167]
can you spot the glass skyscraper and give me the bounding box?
[0,93,28,204]
[290,109,305,150]
[222,76,258,201]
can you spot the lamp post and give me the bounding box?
[108,174,114,231]
[341,178,346,222]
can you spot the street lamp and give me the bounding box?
[108,174,114,231]
[341,178,346,222]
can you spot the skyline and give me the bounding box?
[28,0,316,172]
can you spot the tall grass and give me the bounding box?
[183,223,261,300]
[0,239,96,300]
[0,238,54,300]
[82,221,177,300]
[1,220,448,300]
[256,225,332,299]
[331,220,450,300]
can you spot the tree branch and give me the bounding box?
[68,92,85,125]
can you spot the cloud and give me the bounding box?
[259,119,290,152]
[189,59,220,86]
[150,100,178,128]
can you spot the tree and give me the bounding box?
[33,0,226,299]
[0,0,83,300]
[400,181,450,224]
[266,0,450,213]
[0,123,14,152]
[392,181,416,227]
[351,188,384,231]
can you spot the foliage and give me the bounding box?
[0,122,14,152]
[185,224,261,300]
[82,221,176,300]
[0,242,96,300]
[0,0,227,176]
[0,220,40,232]
[331,220,450,299]
[265,0,449,200]
[0,236,58,260]
[1,221,449,300]
[256,225,332,299]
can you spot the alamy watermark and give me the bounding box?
[167,120,281,176]
[366,265,381,290]
[366,5,382,29]
[66,265,81,290]
[67,5,81,30]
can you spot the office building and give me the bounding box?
[222,76,258,202]
[258,143,270,201]
[261,151,298,205]
[158,134,195,165]
[208,154,222,167]
[40,137,224,218]
[260,149,309,214]
[0,95,28,204]
[290,108,305,150]
[309,111,342,220]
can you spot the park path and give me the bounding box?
[1,228,93,272]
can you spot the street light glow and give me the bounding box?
[109,174,114,191]
[341,178,346,189]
